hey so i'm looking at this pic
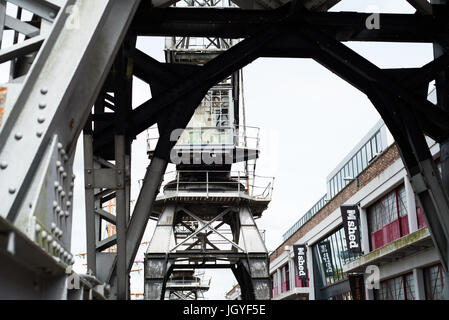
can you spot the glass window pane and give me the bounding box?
[367,141,373,162]
[357,152,363,173]
[376,132,382,152]
[361,146,367,169]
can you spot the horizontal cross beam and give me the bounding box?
[132,7,448,43]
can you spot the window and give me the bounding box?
[313,227,362,287]
[376,132,382,153]
[285,264,290,292]
[424,264,447,300]
[357,152,363,174]
[353,157,359,176]
[368,184,410,250]
[361,146,367,168]
[281,264,289,293]
[367,141,373,162]
[376,273,415,300]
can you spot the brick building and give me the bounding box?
[268,119,447,300]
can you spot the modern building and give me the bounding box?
[268,117,447,300]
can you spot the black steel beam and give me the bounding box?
[129,19,288,144]
[132,7,449,43]
[291,19,449,142]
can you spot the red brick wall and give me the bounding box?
[269,143,401,262]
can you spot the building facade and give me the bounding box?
[269,120,447,300]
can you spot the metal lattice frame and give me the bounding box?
[1,0,449,300]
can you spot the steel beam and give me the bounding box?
[287,4,449,274]
[431,0,449,298]
[133,7,448,43]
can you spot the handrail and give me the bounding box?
[148,170,274,201]
[146,125,261,152]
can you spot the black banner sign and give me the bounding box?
[349,274,366,300]
[341,205,362,253]
[293,244,308,280]
[318,241,334,277]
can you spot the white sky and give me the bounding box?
[68,0,436,300]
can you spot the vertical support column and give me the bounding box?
[413,268,426,300]
[405,176,418,233]
[288,254,295,292]
[306,244,315,300]
[144,205,176,300]
[83,131,96,276]
[364,275,375,300]
[115,135,128,300]
[359,207,370,254]
[432,0,449,299]
[237,206,270,300]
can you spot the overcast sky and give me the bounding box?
[70,0,435,299]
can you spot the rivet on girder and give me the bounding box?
[66,201,72,208]
[49,12,56,19]
[39,102,46,109]
[8,187,16,194]
[37,117,46,124]
[36,132,43,138]
[0,162,7,170]
[57,143,63,150]
[54,181,60,189]
[15,133,23,140]
[40,88,48,95]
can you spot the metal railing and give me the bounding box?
[146,125,260,153]
[282,194,328,241]
[156,170,274,201]
[167,277,211,287]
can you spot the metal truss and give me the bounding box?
[1,0,449,300]
[145,204,270,300]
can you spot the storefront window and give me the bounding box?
[368,184,410,250]
[313,227,362,287]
